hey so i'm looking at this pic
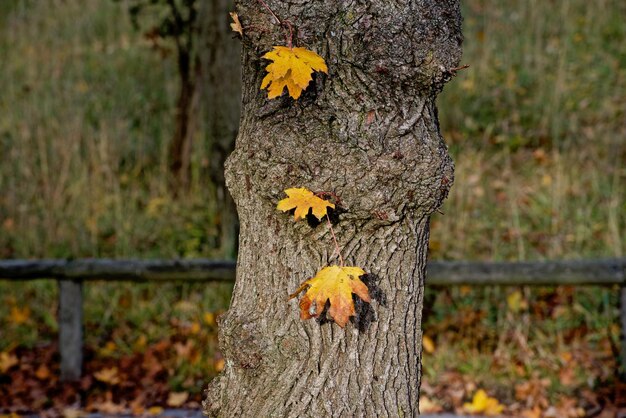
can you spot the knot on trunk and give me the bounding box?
[218,313,267,374]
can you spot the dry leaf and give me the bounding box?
[463,389,504,416]
[290,265,370,327]
[422,335,436,354]
[229,12,243,36]
[521,406,542,418]
[147,406,164,416]
[261,46,327,99]
[10,306,30,325]
[94,367,121,385]
[0,352,18,373]
[166,392,189,407]
[507,290,524,313]
[35,364,51,380]
[190,321,201,334]
[62,408,83,418]
[98,341,117,357]
[277,187,335,221]
[93,399,126,414]
[203,312,216,326]
[419,396,443,413]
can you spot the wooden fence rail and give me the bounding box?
[1,258,625,381]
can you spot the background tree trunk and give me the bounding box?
[197,0,241,257]
[205,1,462,416]
[168,46,197,191]
[166,0,199,192]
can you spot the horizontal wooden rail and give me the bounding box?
[0,258,625,382]
[426,259,626,286]
[0,259,237,282]
[1,258,624,285]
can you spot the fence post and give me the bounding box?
[58,279,83,382]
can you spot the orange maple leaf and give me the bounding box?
[277,187,335,221]
[290,266,370,327]
[261,46,328,99]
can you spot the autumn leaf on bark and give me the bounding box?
[261,46,328,99]
[229,12,243,36]
[290,266,370,327]
[277,187,335,221]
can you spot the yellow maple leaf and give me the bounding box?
[229,12,243,36]
[463,389,504,416]
[261,46,328,99]
[290,265,370,327]
[277,187,335,221]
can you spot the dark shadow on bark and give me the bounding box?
[305,206,346,228]
[353,273,387,333]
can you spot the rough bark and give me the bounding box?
[205,1,462,416]
[197,0,241,257]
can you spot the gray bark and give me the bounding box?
[205,1,462,416]
[59,279,83,382]
[198,0,241,258]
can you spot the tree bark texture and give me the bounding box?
[205,1,462,417]
[197,0,241,257]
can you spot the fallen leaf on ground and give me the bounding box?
[290,265,370,327]
[463,389,504,416]
[35,364,51,380]
[148,406,164,415]
[0,352,18,373]
[94,367,121,385]
[166,391,189,407]
[277,187,335,221]
[420,396,443,413]
[507,290,527,313]
[10,306,30,324]
[92,398,126,414]
[520,406,542,418]
[62,408,83,418]
[203,312,216,326]
[261,46,327,99]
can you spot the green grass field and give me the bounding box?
[0,0,624,414]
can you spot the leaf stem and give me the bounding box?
[257,0,293,48]
[326,216,344,267]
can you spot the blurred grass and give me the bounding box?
[433,0,625,261]
[0,0,222,259]
[0,0,624,406]
[423,0,625,405]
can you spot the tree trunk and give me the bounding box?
[168,46,197,191]
[197,0,241,257]
[204,1,462,416]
